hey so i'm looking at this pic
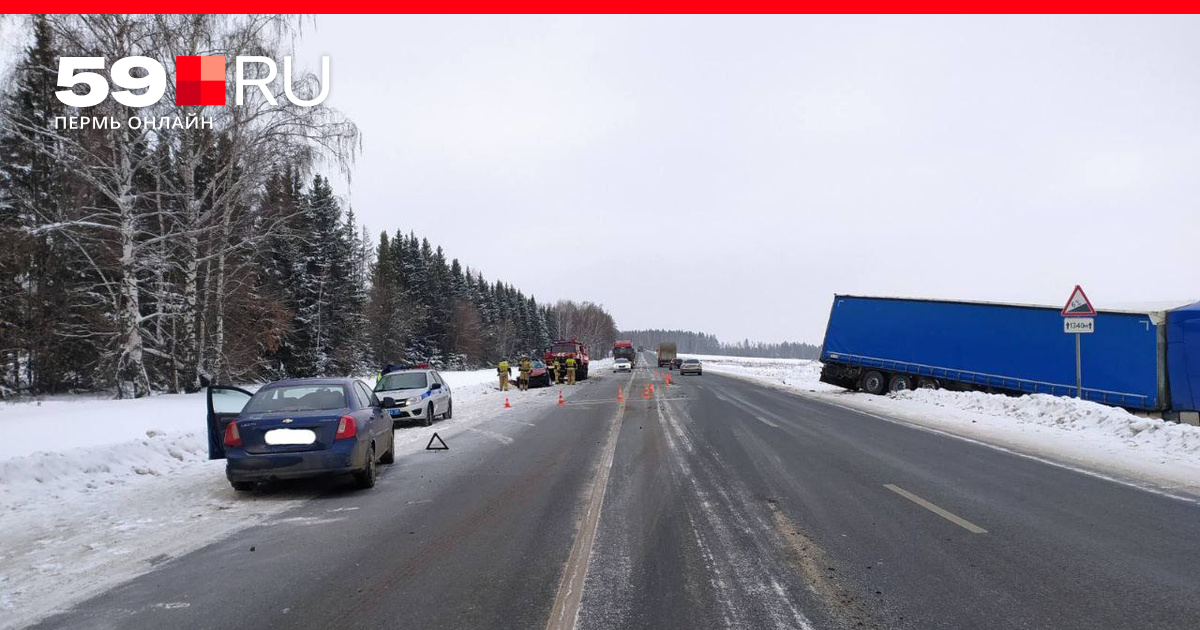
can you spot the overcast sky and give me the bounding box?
[8,16,1198,344]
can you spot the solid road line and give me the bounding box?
[884,484,988,534]
[544,369,636,630]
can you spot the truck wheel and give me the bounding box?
[918,378,940,390]
[860,371,887,395]
[888,374,914,393]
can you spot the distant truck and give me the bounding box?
[657,342,677,368]
[613,340,636,366]
[818,295,1200,423]
[545,339,590,380]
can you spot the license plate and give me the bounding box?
[265,428,316,445]
[389,409,402,417]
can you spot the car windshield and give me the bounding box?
[243,385,348,413]
[532,360,546,368]
[375,372,428,391]
[615,358,630,363]
[684,359,699,364]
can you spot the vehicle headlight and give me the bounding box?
[405,396,422,407]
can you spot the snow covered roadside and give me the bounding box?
[0,364,595,629]
[691,354,1200,500]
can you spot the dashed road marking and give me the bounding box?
[884,484,988,534]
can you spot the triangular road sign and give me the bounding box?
[1061,285,1096,316]
[426,432,448,450]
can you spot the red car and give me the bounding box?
[528,360,552,388]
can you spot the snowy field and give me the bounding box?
[690,354,1200,501]
[0,363,604,629]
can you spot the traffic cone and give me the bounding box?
[504,397,511,409]
[642,385,650,399]
[665,373,672,386]
[650,383,655,393]
[558,391,565,406]
[617,387,625,402]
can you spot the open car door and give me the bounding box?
[207,385,254,460]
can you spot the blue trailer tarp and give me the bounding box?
[821,295,1164,410]
[1166,302,1200,413]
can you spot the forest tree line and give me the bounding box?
[620,329,821,360]
[0,15,615,398]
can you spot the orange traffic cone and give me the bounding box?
[665,374,672,386]
[504,397,511,409]
[558,391,565,406]
[617,387,625,402]
[649,383,655,393]
[642,385,650,399]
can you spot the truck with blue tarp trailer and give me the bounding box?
[818,295,1200,423]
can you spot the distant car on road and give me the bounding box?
[206,378,395,492]
[613,358,632,372]
[670,357,684,370]
[680,358,703,375]
[374,368,452,426]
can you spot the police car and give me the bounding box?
[373,365,452,427]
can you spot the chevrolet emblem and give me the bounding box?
[282,418,293,424]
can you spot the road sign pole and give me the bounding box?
[1061,285,1095,400]
[1080,331,1089,396]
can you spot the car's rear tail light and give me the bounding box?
[223,422,242,447]
[335,415,357,440]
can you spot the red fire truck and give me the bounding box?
[544,339,590,380]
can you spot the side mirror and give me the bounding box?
[381,397,396,408]
[429,382,442,390]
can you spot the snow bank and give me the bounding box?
[893,389,1200,458]
[697,355,1200,499]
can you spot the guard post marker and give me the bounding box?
[504,397,511,409]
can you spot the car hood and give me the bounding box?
[376,387,430,401]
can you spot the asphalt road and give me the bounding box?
[31,354,1200,629]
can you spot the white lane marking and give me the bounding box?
[490,418,537,427]
[544,370,636,630]
[884,484,988,534]
[465,427,514,445]
[713,392,780,428]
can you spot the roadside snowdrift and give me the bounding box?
[694,354,1200,498]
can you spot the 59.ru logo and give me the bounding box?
[54,55,330,108]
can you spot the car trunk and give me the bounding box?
[237,410,343,454]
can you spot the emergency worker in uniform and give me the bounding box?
[518,356,532,391]
[497,359,511,391]
[566,356,577,385]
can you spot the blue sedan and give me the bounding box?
[206,378,396,491]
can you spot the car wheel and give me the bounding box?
[424,404,434,427]
[888,374,915,393]
[230,481,254,492]
[860,370,887,395]
[355,445,377,489]
[380,434,395,464]
[444,400,453,420]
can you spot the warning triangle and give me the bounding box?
[425,433,448,451]
[1061,285,1096,316]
